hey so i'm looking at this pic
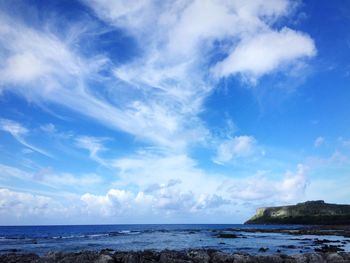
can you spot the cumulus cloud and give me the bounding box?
[213,136,258,164]
[144,179,182,193]
[224,164,308,202]
[0,161,308,222]
[0,188,62,219]
[111,151,223,196]
[80,187,230,217]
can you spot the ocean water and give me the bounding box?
[0,224,349,255]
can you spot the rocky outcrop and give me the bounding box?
[1,250,350,263]
[245,200,350,225]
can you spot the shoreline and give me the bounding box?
[1,249,350,262]
[236,225,350,238]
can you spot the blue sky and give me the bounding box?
[0,0,350,225]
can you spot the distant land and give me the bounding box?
[245,200,350,225]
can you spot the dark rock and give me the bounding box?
[1,250,350,263]
[280,245,297,249]
[0,253,39,263]
[210,251,235,263]
[216,233,238,238]
[258,247,269,253]
[187,250,210,263]
[256,255,285,263]
[315,245,345,253]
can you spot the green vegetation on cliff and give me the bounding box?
[245,200,350,225]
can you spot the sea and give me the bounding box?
[0,224,349,255]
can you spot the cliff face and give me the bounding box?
[245,200,350,225]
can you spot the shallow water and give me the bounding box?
[0,224,348,255]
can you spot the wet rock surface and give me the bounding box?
[1,250,350,263]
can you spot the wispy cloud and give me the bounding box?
[75,136,108,166]
[0,163,103,190]
[0,0,316,151]
[0,118,53,158]
[338,137,350,148]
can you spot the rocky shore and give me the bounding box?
[1,250,350,263]
[236,225,350,238]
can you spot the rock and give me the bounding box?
[315,245,345,253]
[290,254,308,263]
[280,245,297,249]
[210,251,235,263]
[0,253,39,263]
[187,250,210,263]
[123,253,140,263]
[307,253,326,263]
[141,250,160,262]
[256,255,285,263]
[159,250,191,263]
[95,254,114,263]
[216,233,239,238]
[2,250,350,263]
[258,247,269,252]
[326,253,345,262]
[232,253,255,263]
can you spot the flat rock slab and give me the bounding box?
[1,250,350,263]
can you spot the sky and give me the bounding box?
[0,0,350,225]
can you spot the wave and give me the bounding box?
[108,230,141,236]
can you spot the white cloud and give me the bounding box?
[213,135,257,164]
[82,0,315,148]
[111,151,222,195]
[144,179,182,193]
[0,118,28,136]
[0,188,62,218]
[279,164,308,201]
[0,163,102,189]
[75,136,108,166]
[0,118,53,158]
[224,164,308,202]
[80,186,230,217]
[305,151,348,168]
[212,27,316,81]
[0,160,309,222]
[314,136,325,147]
[0,1,316,151]
[40,123,57,134]
[338,137,350,148]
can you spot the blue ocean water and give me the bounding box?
[0,224,348,255]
